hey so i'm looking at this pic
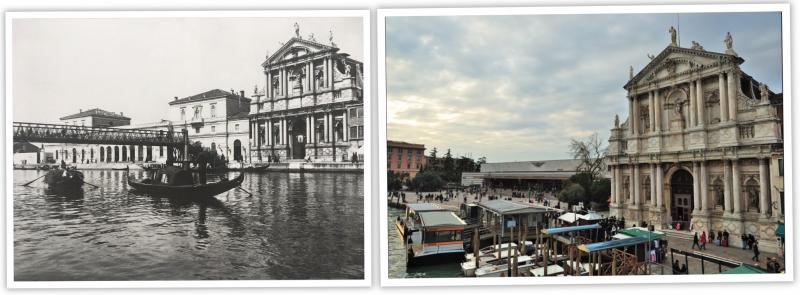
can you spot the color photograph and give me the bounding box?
[380,5,790,284]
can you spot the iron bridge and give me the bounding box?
[12,122,187,147]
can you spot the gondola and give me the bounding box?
[127,166,245,198]
[44,168,84,190]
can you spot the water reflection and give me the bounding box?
[13,169,364,281]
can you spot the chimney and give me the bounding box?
[79,109,82,113]
[240,90,245,98]
[120,112,124,116]
[174,96,178,101]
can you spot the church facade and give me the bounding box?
[248,29,365,163]
[607,30,784,251]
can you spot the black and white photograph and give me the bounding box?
[7,10,370,287]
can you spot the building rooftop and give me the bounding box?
[480,159,583,173]
[387,140,425,149]
[477,199,551,215]
[418,211,466,228]
[405,203,448,213]
[60,108,131,121]
[169,89,251,106]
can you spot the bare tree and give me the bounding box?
[569,133,607,182]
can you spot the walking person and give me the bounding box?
[752,240,760,262]
[700,231,707,250]
[692,232,700,250]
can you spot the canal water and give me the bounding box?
[13,169,364,281]
[387,207,462,278]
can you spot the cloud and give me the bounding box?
[386,12,782,162]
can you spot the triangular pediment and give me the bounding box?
[625,45,744,89]
[262,37,337,67]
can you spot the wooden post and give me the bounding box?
[473,228,480,268]
[612,250,617,276]
[182,129,189,170]
[543,232,549,276]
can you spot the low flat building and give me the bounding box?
[461,159,596,192]
[387,140,426,179]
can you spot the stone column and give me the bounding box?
[689,80,697,127]
[633,164,640,206]
[629,166,635,205]
[759,158,770,218]
[692,162,701,213]
[723,160,732,214]
[610,166,616,206]
[648,92,655,133]
[343,110,349,141]
[701,161,708,212]
[306,115,311,142]
[650,164,656,206]
[696,79,705,127]
[266,70,272,99]
[654,90,662,132]
[629,96,635,135]
[616,166,623,207]
[656,163,664,209]
[323,113,329,142]
[718,73,729,122]
[732,159,742,215]
[307,62,313,92]
[727,71,739,121]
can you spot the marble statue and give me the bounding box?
[294,22,300,38]
[724,32,733,50]
[669,26,677,46]
[345,63,351,76]
[760,83,769,101]
[647,53,655,60]
[614,115,619,128]
[629,66,634,80]
[690,41,704,51]
[308,33,316,42]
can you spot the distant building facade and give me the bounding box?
[169,89,251,162]
[461,159,590,192]
[607,32,784,251]
[249,33,364,163]
[387,140,427,178]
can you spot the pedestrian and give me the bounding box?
[752,241,760,262]
[692,232,700,250]
[700,231,707,250]
[741,234,748,249]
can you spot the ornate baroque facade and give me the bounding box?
[608,31,784,251]
[249,30,365,162]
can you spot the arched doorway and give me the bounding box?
[146,146,153,162]
[100,147,105,162]
[72,148,77,163]
[670,169,693,230]
[138,145,144,162]
[81,149,85,163]
[106,146,112,163]
[233,139,243,162]
[288,118,306,160]
[114,146,120,162]
[122,146,128,162]
[129,145,136,162]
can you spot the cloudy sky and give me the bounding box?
[12,16,363,124]
[386,12,783,162]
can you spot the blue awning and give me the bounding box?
[776,223,785,237]
[578,236,649,252]
[542,223,602,236]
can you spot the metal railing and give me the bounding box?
[12,122,186,147]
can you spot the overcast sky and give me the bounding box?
[386,12,783,162]
[12,16,363,124]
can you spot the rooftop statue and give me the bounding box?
[614,114,619,128]
[690,41,704,51]
[647,53,655,60]
[669,26,677,46]
[629,66,634,80]
[760,83,769,102]
[308,33,316,42]
[724,32,737,56]
[294,22,300,38]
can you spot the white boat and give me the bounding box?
[460,250,515,277]
[464,242,517,261]
[530,264,565,277]
[475,255,536,277]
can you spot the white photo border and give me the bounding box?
[4,9,372,288]
[377,3,792,287]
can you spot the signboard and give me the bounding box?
[505,218,516,229]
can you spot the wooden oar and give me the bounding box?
[21,174,47,186]
[236,186,253,196]
[82,180,101,189]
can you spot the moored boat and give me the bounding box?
[475,255,537,277]
[128,166,244,198]
[397,203,467,266]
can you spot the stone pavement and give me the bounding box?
[657,233,785,275]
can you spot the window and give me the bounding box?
[210,103,217,118]
[333,90,342,99]
[211,126,216,133]
[180,108,186,120]
[195,127,201,134]
[349,107,363,119]
[235,124,240,132]
[81,120,85,126]
[159,146,163,157]
[779,159,784,176]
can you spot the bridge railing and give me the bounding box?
[13,122,186,147]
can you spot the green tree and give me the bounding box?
[589,178,611,205]
[557,183,585,206]
[411,170,445,191]
[429,147,438,159]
